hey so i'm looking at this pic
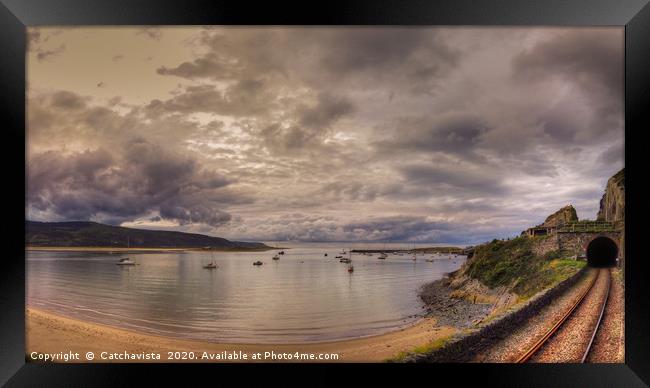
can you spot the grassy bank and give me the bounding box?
[392,236,585,361]
[465,236,585,298]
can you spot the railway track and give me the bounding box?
[516,267,611,363]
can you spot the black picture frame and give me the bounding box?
[2,0,649,386]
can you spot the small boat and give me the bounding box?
[253,261,263,266]
[378,253,387,260]
[425,258,434,262]
[279,251,285,255]
[339,258,351,263]
[116,257,136,266]
[335,255,343,259]
[203,262,218,269]
[324,253,328,257]
[272,254,280,260]
[347,265,354,273]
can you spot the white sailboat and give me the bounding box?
[116,236,137,265]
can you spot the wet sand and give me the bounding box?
[26,308,457,363]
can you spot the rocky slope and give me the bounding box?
[597,168,625,268]
[541,205,578,227]
[597,168,625,223]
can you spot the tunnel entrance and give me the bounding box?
[586,236,618,267]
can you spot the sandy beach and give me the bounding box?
[26,308,457,363]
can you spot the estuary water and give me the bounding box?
[27,242,466,343]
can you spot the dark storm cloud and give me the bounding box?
[248,214,499,243]
[297,93,355,129]
[512,29,623,138]
[136,27,162,41]
[28,28,66,61]
[157,53,243,80]
[342,216,454,242]
[27,138,248,227]
[375,114,488,156]
[399,164,508,195]
[598,142,624,165]
[50,90,88,110]
[27,29,42,45]
[258,92,356,154]
[27,27,624,242]
[36,44,66,62]
[155,28,461,93]
[312,28,460,89]
[145,80,275,117]
[513,29,622,100]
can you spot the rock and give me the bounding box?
[597,168,625,267]
[541,205,578,227]
[597,168,624,223]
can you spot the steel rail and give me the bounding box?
[581,268,611,363]
[515,269,602,363]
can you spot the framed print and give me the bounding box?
[1,0,649,386]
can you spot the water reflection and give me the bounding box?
[27,244,465,343]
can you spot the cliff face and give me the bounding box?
[597,168,625,267]
[597,168,625,223]
[542,205,578,227]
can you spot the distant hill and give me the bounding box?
[25,221,271,250]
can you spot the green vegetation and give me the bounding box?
[465,236,585,297]
[388,335,453,362]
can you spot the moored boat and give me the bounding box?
[116,257,136,266]
[253,261,263,266]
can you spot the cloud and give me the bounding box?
[136,27,162,41]
[398,163,508,195]
[49,90,88,110]
[26,27,624,243]
[145,80,275,117]
[156,28,461,93]
[512,28,623,139]
[27,139,247,227]
[374,113,488,157]
[36,44,65,62]
[513,29,622,100]
[258,92,355,154]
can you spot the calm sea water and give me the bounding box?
[27,242,466,343]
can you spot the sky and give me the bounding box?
[26,27,624,244]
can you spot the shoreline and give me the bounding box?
[26,307,457,363]
[26,246,278,253]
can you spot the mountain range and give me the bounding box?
[25,221,271,250]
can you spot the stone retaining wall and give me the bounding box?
[403,267,589,363]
